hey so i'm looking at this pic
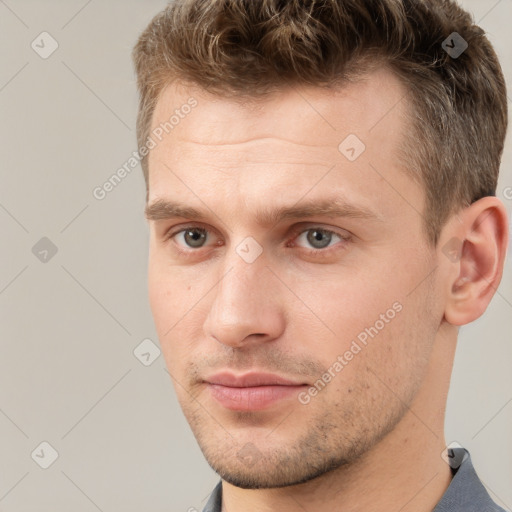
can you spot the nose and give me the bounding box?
[202,247,286,349]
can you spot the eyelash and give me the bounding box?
[163,224,352,259]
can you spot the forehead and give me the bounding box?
[146,67,423,226]
[150,67,409,149]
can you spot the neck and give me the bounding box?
[221,324,457,512]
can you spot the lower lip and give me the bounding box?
[207,384,307,411]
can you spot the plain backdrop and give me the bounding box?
[0,0,511,510]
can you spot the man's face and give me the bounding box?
[146,68,445,488]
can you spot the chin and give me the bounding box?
[204,451,351,490]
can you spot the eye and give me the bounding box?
[164,224,351,257]
[291,227,348,252]
[171,226,212,249]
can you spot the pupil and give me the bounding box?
[185,229,206,247]
[308,229,331,249]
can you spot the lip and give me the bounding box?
[203,371,309,411]
[204,371,306,387]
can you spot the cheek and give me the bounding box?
[288,269,424,380]
[148,266,185,365]
[309,307,429,422]
[148,260,207,373]
[148,269,171,332]
[289,270,395,342]
[147,253,189,324]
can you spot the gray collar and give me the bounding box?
[202,480,222,512]
[433,448,505,512]
[202,448,505,512]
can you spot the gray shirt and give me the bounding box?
[201,448,506,512]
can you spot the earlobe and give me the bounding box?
[443,197,509,327]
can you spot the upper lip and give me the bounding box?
[204,372,307,387]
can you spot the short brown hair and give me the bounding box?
[132,0,508,244]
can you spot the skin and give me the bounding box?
[145,67,509,512]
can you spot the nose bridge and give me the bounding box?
[203,241,284,347]
[215,241,270,319]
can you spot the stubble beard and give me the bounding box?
[179,384,413,489]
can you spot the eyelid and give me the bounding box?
[164,222,214,242]
[288,223,351,240]
[287,225,352,256]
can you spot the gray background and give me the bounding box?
[0,0,511,510]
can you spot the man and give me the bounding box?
[132,0,509,510]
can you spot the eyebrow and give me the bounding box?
[145,197,383,226]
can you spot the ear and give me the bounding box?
[441,196,509,326]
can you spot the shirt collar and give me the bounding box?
[202,448,504,512]
[433,447,505,512]
[202,480,222,512]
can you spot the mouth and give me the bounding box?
[203,371,309,411]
